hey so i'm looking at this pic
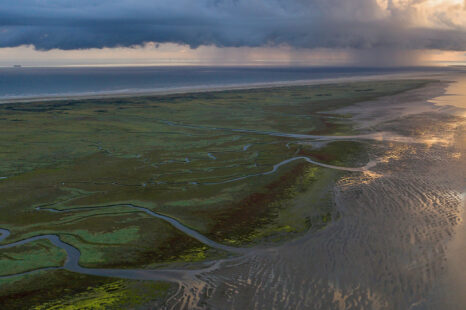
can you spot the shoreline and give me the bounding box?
[0,71,448,105]
[1,70,465,309]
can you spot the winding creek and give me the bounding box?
[0,153,371,280]
[160,118,421,144]
[203,156,377,185]
[0,203,248,280]
[1,75,466,309]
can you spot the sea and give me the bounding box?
[0,66,456,101]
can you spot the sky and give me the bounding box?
[0,0,465,66]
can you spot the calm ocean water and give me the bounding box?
[0,66,451,100]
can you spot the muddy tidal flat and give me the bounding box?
[0,74,465,309]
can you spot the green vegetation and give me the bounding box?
[0,80,429,308]
[31,280,171,310]
[0,270,172,310]
[0,239,66,276]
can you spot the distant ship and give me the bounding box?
[13,64,22,68]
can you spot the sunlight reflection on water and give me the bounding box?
[431,74,466,114]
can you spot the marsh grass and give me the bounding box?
[0,80,429,308]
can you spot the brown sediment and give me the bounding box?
[297,141,368,166]
[207,161,312,244]
[298,148,334,162]
[162,73,466,310]
[306,117,347,135]
[0,77,444,309]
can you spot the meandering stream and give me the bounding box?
[0,202,250,281]
[1,76,466,309]
[0,152,371,281]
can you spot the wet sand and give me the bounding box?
[1,70,465,309]
[158,71,466,309]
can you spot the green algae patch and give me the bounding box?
[0,270,172,310]
[31,280,171,310]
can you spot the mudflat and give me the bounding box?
[0,76,465,309]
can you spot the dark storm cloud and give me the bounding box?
[0,0,465,50]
